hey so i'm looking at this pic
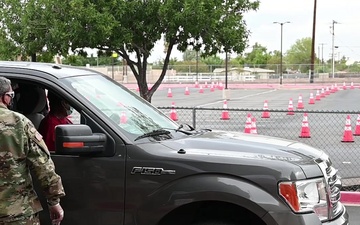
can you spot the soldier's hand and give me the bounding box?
[49,203,64,225]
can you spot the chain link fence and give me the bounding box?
[158,106,360,191]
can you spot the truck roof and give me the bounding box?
[0,61,97,79]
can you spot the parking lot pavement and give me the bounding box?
[346,205,360,224]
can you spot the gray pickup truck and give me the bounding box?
[0,61,348,225]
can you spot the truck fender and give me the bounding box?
[135,174,288,225]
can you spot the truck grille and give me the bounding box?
[325,163,343,218]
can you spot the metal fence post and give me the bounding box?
[192,107,197,129]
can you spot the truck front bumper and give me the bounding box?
[263,203,349,225]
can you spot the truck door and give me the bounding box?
[9,78,126,225]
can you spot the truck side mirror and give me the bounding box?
[55,124,106,155]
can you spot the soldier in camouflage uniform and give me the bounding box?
[0,77,65,225]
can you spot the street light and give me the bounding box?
[273,21,290,85]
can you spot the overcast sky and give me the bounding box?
[148,0,360,64]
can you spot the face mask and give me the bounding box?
[66,106,73,116]
[7,98,14,109]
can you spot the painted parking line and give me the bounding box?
[340,191,360,206]
[196,89,278,107]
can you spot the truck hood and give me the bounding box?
[161,130,328,164]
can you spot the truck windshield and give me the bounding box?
[62,74,178,138]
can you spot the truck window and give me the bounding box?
[61,74,178,140]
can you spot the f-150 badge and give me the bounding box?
[131,167,176,175]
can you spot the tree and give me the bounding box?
[285,37,312,73]
[0,0,259,102]
[267,50,281,72]
[183,49,198,62]
[0,28,19,60]
[242,43,270,67]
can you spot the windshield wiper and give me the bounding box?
[174,124,195,134]
[134,129,171,141]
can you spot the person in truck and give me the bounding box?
[38,92,73,152]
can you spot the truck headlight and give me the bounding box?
[279,178,328,221]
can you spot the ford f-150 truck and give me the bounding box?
[0,61,348,225]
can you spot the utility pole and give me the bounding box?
[309,0,317,83]
[331,20,338,78]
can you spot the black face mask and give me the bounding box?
[7,98,14,110]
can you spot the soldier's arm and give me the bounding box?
[25,122,65,206]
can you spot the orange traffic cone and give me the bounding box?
[320,88,326,98]
[343,82,347,90]
[244,113,252,133]
[167,88,173,97]
[250,117,257,134]
[350,82,354,89]
[297,94,304,109]
[199,85,204,93]
[330,85,335,93]
[334,83,339,92]
[220,100,230,120]
[354,114,360,136]
[184,87,190,95]
[325,86,330,95]
[120,111,127,124]
[341,115,354,142]
[308,92,315,104]
[210,84,215,92]
[261,100,270,118]
[218,82,224,90]
[287,98,295,115]
[195,81,199,88]
[299,113,311,138]
[315,90,321,101]
[169,102,178,121]
[204,82,208,88]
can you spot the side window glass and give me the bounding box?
[44,89,80,124]
[68,109,81,124]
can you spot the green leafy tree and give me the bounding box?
[0,0,259,102]
[201,55,224,72]
[243,43,270,68]
[0,28,19,60]
[266,50,281,72]
[285,37,312,72]
[183,49,198,62]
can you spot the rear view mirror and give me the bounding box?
[55,124,106,155]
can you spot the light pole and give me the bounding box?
[273,21,290,85]
[331,20,338,78]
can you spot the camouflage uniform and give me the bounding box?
[0,103,65,224]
